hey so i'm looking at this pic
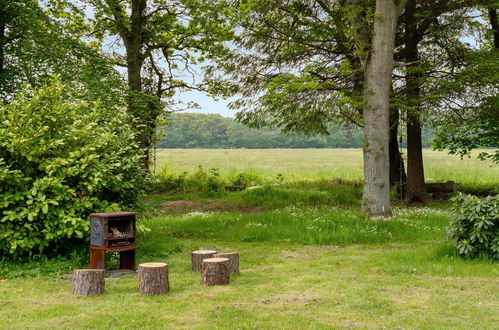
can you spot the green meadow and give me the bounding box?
[1,149,498,329]
[155,148,499,187]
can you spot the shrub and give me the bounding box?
[446,193,498,259]
[152,165,226,193]
[150,163,187,193]
[230,171,262,188]
[0,79,147,257]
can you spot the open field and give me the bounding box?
[155,148,499,187]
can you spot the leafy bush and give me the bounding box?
[150,163,187,193]
[230,171,262,188]
[446,194,498,259]
[0,79,147,257]
[152,165,226,193]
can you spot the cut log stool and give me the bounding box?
[191,250,217,271]
[72,269,105,295]
[202,258,229,286]
[138,262,169,295]
[214,252,239,274]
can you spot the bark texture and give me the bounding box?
[104,0,159,169]
[389,106,406,188]
[490,8,499,49]
[404,0,429,203]
[138,262,169,295]
[191,250,217,271]
[214,252,239,274]
[202,258,229,286]
[72,269,105,296]
[362,0,407,216]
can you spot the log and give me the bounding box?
[138,262,169,295]
[214,252,239,274]
[426,181,456,193]
[202,257,229,286]
[191,250,217,271]
[433,192,448,200]
[72,269,105,296]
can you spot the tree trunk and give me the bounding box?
[191,250,218,271]
[0,1,9,89]
[202,258,230,286]
[120,0,153,170]
[214,252,240,274]
[489,8,499,49]
[72,269,105,295]
[362,0,407,216]
[138,262,169,295]
[404,0,429,203]
[389,106,406,189]
[405,114,429,202]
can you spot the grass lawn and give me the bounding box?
[1,181,498,329]
[1,151,498,328]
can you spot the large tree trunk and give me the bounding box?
[389,106,406,189]
[489,8,499,49]
[0,1,9,89]
[404,0,429,203]
[362,0,407,216]
[124,0,152,169]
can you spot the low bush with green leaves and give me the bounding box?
[230,171,263,188]
[0,79,147,257]
[446,193,498,259]
[151,165,263,193]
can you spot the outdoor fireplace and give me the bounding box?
[89,211,137,270]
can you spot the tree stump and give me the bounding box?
[191,250,217,271]
[72,269,105,296]
[138,262,169,295]
[214,252,239,274]
[202,258,229,286]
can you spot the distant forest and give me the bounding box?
[157,113,435,149]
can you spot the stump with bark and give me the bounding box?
[214,252,239,274]
[202,257,229,286]
[138,262,169,295]
[72,269,105,296]
[191,250,217,271]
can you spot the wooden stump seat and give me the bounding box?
[138,262,169,295]
[214,252,239,274]
[202,257,229,286]
[72,269,105,295]
[191,250,217,271]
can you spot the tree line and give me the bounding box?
[157,113,435,149]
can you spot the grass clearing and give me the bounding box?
[1,150,498,328]
[1,239,498,329]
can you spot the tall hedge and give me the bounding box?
[0,80,147,257]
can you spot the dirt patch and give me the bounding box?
[160,200,264,215]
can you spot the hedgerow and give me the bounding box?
[0,79,147,257]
